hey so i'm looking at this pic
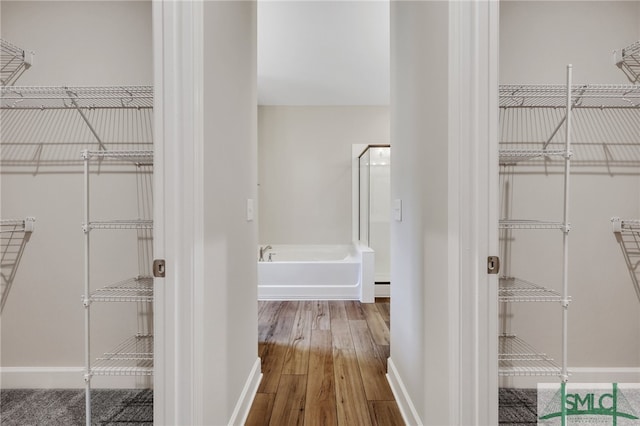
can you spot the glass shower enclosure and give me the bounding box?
[358,145,390,283]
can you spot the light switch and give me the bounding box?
[393,199,402,221]
[247,199,254,222]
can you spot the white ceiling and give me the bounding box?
[257,1,390,106]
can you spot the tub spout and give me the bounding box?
[259,245,272,262]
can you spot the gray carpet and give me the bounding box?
[2,388,534,425]
[1,389,152,426]
[499,388,537,425]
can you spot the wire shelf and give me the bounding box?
[84,150,153,160]
[89,276,153,303]
[1,39,32,86]
[88,220,153,230]
[499,149,568,164]
[500,84,640,109]
[0,217,35,233]
[614,40,640,84]
[612,217,640,232]
[1,86,153,110]
[499,220,565,230]
[91,334,153,376]
[499,277,564,303]
[499,335,562,377]
[0,219,24,226]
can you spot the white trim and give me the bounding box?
[152,0,167,422]
[0,367,150,389]
[153,1,205,424]
[228,358,263,426]
[447,1,499,424]
[569,368,640,383]
[386,358,423,426]
[375,283,390,298]
[503,368,640,389]
[191,1,206,425]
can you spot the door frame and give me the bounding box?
[448,1,500,423]
[153,1,205,424]
[152,1,500,424]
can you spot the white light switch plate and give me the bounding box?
[246,199,254,222]
[393,199,402,221]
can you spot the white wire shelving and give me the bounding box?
[1,86,153,110]
[86,220,153,231]
[499,335,562,377]
[82,149,153,426]
[499,149,567,164]
[498,66,572,382]
[89,276,153,303]
[1,39,33,86]
[0,217,35,233]
[499,220,566,230]
[499,277,564,303]
[1,217,35,312]
[614,40,640,84]
[500,83,640,109]
[91,334,153,376]
[1,87,154,166]
[499,83,640,169]
[611,217,640,303]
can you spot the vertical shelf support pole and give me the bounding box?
[561,65,572,383]
[82,150,92,426]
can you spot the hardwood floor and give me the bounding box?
[246,299,404,426]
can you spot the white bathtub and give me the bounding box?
[257,244,374,301]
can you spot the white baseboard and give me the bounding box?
[375,284,390,298]
[386,358,423,426]
[501,367,640,388]
[228,357,262,426]
[0,367,151,389]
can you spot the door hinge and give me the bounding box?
[153,259,166,278]
[487,256,500,274]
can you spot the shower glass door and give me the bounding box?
[359,145,390,283]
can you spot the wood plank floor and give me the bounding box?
[246,299,404,426]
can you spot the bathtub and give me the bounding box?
[257,244,374,301]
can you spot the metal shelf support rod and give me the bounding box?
[561,64,572,383]
[83,149,92,426]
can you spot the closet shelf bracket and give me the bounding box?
[611,216,640,303]
[1,39,33,86]
[66,89,106,151]
[614,40,640,84]
[1,217,36,313]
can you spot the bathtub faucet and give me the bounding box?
[259,245,272,262]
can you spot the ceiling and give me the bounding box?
[257,1,390,106]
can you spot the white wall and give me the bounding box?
[390,2,451,423]
[500,1,640,379]
[201,2,259,423]
[389,2,499,423]
[1,1,153,386]
[258,106,389,244]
